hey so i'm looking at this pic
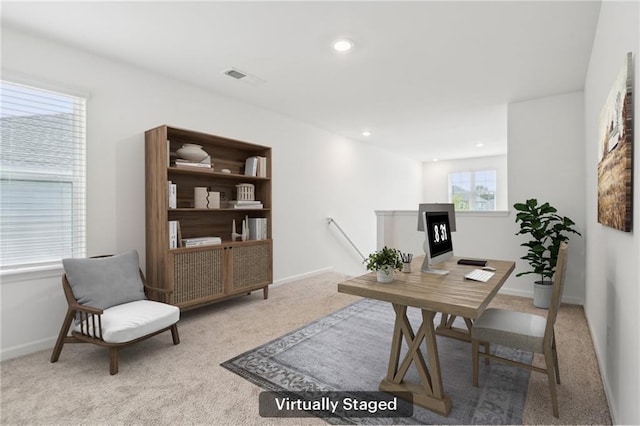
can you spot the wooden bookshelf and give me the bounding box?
[145,125,272,310]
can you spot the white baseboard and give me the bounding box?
[584,311,616,425]
[1,336,57,362]
[272,266,335,287]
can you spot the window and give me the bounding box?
[448,170,497,211]
[0,80,86,271]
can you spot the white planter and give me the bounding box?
[376,266,394,283]
[533,280,553,309]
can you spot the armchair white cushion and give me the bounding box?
[74,300,180,344]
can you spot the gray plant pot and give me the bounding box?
[533,280,553,309]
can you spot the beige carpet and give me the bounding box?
[0,272,611,425]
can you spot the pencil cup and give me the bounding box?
[402,262,412,273]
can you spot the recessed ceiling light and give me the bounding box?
[333,38,354,52]
[432,158,439,162]
[361,130,371,137]
[476,143,484,147]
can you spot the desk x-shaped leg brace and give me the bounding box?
[378,304,453,416]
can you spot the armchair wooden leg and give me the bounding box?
[50,310,75,363]
[544,346,560,418]
[484,342,490,365]
[171,324,180,345]
[109,347,119,375]
[263,286,269,299]
[472,339,479,387]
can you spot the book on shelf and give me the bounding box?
[229,200,263,209]
[229,200,262,205]
[181,236,222,247]
[244,156,258,176]
[244,156,267,177]
[169,220,181,249]
[257,156,267,177]
[168,181,177,209]
[248,218,268,240]
[175,159,212,169]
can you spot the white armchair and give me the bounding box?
[50,250,180,375]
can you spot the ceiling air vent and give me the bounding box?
[225,69,246,80]
[221,67,266,86]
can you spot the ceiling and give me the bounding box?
[1,1,601,161]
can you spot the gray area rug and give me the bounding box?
[221,298,532,425]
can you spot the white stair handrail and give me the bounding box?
[327,217,366,262]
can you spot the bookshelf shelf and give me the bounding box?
[168,167,270,181]
[145,125,273,310]
[168,238,273,253]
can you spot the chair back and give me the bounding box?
[544,242,568,344]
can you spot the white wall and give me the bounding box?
[583,1,639,424]
[0,27,422,359]
[422,155,508,210]
[507,92,587,302]
[403,93,586,303]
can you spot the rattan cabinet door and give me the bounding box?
[230,242,272,293]
[173,247,225,306]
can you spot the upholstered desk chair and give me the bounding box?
[50,250,180,375]
[471,242,568,418]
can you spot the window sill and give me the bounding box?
[0,263,63,284]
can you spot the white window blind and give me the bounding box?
[448,170,497,211]
[0,80,86,271]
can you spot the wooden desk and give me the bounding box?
[337,256,515,416]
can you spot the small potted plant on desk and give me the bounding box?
[514,199,581,308]
[365,246,403,283]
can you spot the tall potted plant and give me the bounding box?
[514,199,581,308]
[365,246,403,283]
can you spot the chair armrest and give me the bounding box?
[144,283,172,294]
[71,303,105,341]
[144,283,173,304]
[70,300,103,316]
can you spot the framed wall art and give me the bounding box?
[597,52,634,232]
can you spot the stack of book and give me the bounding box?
[248,218,268,240]
[228,200,263,209]
[181,236,222,247]
[244,156,267,177]
[175,157,212,169]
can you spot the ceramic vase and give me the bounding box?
[194,187,208,209]
[177,143,208,161]
[207,191,220,209]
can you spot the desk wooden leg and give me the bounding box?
[435,313,474,342]
[379,304,452,416]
